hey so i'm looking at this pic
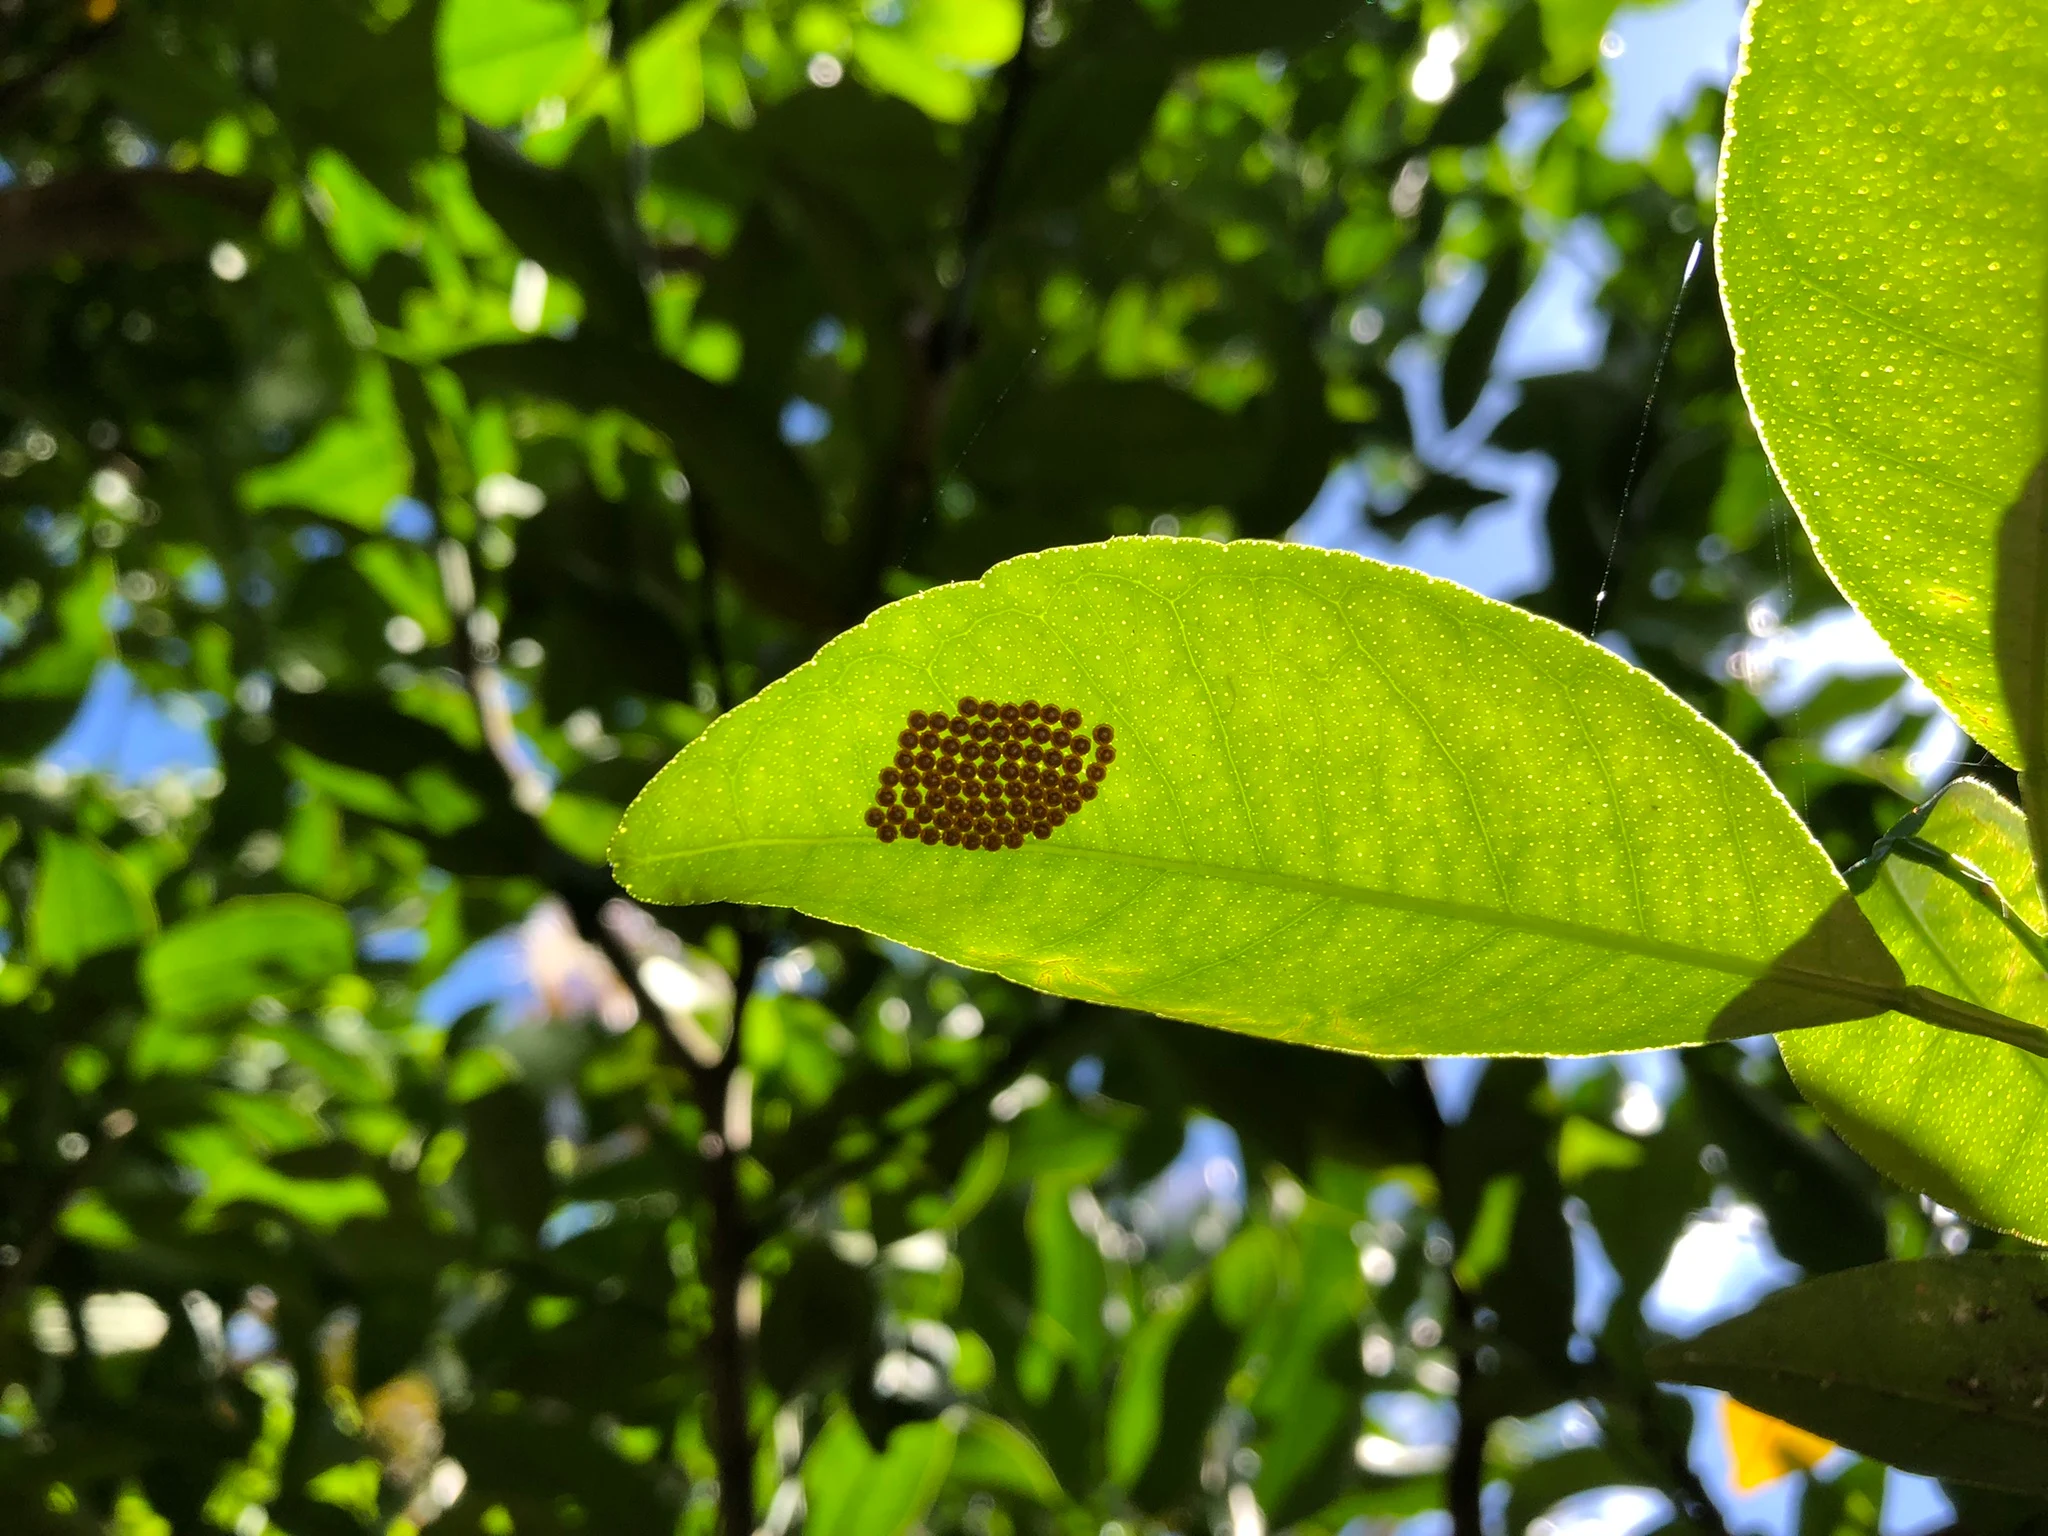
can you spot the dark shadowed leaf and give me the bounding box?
[1650,1253,2048,1494]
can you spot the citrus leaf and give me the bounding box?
[947,1411,1063,1503]
[437,0,607,129]
[803,1412,957,1536]
[1718,0,2048,762]
[1106,1282,1200,1486]
[1783,781,2048,1242]
[1650,1253,2048,1495]
[30,832,156,972]
[1993,460,2048,905]
[613,538,1908,1056]
[142,895,356,1021]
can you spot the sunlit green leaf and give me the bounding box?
[308,149,418,275]
[1023,1173,1106,1397]
[541,791,625,864]
[30,832,156,972]
[1106,1284,1198,1486]
[854,0,1022,123]
[1534,0,1625,82]
[142,895,356,1021]
[57,1190,138,1251]
[0,561,117,700]
[163,1123,388,1230]
[1719,0,2048,760]
[240,364,412,531]
[437,0,607,128]
[946,1410,1063,1503]
[1650,1253,2048,1495]
[621,0,719,146]
[612,539,1897,1055]
[1782,780,2048,1242]
[803,1413,957,1536]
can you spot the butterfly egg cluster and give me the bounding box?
[866,695,1117,850]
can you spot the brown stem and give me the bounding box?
[929,42,1036,379]
[855,41,1036,614]
[0,169,266,278]
[1445,1365,1486,1536]
[411,364,762,1533]
[1635,1378,1731,1536]
[1401,1068,1486,1536]
[698,927,768,1536]
[688,490,735,714]
[609,0,658,292]
[547,878,762,1536]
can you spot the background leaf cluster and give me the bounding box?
[0,1,2003,1534]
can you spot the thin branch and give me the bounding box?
[0,13,123,130]
[697,926,769,1536]
[409,356,761,1536]
[1400,1068,1484,1536]
[688,490,735,714]
[609,0,736,710]
[437,536,554,813]
[0,1124,126,1319]
[608,0,658,292]
[1443,1294,1485,1536]
[929,42,1037,380]
[1625,1373,1731,1536]
[766,1012,1071,1231]
[0,169,266,278]
[1884,836,2048,977]
[855,41,1036,614]
[648,243,715,274]
[1891,983,2048,1058]
[550,877,713,1077]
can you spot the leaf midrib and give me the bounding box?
[633,832,1871,993]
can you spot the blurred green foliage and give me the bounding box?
[0,0,1996,1534]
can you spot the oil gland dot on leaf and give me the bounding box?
[865,699,1115,849]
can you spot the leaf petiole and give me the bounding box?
[1889,982,2048,1060]
[1850,820,2048,982]
[1887,837,2048,979]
